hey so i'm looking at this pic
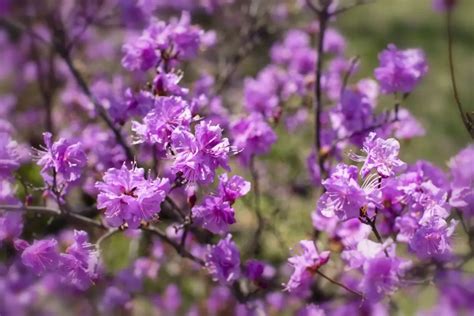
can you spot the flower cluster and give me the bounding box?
[14,230,99,290]
[285,240,330,293]
[35,132,87,192]
[205,234,240,284]
[0,1,472,315]
[374,44,428,94]
[192,173,250,234]
[96,164,170,228]
[122,12,215,72]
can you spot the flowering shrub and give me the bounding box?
[0,0,472,315]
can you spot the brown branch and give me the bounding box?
[446,11,474,138]
[249,156,264,256]
[339,56,360,97]
[214,1,268,95]
[310,3,331,179]
[0,204,205,266]
[316,270,364,298]
[56,47,135,161]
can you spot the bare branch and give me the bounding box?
[316,270,364,298]
[446,11,474,138]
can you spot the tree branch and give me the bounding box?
[446,11,474,138]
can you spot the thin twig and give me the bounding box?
[214,0,268,94]
[96,228,120,249]
[339,56,360,97]
[0,204,205,266]
[57,48,135,160]
[311,2,330,177]
[0,204,105,229]
[249,156,264,256]
[446,11,474,138]
[331,103,400,146]
[456,209,474,254]
[316,270,364,298]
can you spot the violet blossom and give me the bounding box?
[96,164,170,228]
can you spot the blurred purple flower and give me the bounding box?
[59,230,99,290]
[35,132,87,189]
[0,212,23,242]
[284,240,330,292]
[409,217,457,261]
[0,132,19,178]
[231,113,277,166]
[19,239,60,275]
[217,173,251,204]
[374,44,428,94]
[192,195,235,234]
[205,234,240,284]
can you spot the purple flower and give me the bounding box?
[448,145,474,216]
[207,286,232,314]
[391,107,425,139]
[100,286,132,313]
[324,28,346,55]
[336,218,372,248]
[271,30,311,65]
[92,78,151,124]
[297,304,326,316]
[79,124,127,173]
[245,259,265,282]
[171,121,230,184]
[284,240,330,292]
[341,239,410,301]
[35,132,87,189]
[307,151,322,186]
[152,72,189,97]
[0,132,19,178]
[331,89,374,144]
[122,12,213,72]
[217,173,251,204]
[59,230,99,290]
[243,71,280,120]
[122,36,158,71]
[0,212,23,241]
[153,284,182,314]
[395,214,420,243]
[374,44,428,94]
[409,217,457,261]
[192,195,235,234]
[351,132,405,178]
[432,0,457,12]
[317,164,369,220]
[205,234,240,284]
[231,113,277,166]
[361,257,407,302]
[341,239,392,269]
[19,239,60,275]
[96,164,170,228]
[132,96,192,153]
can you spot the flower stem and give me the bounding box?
[316,270,364,298]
